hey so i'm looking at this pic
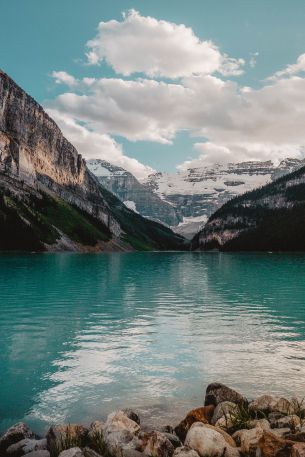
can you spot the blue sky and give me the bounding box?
[2,1,305,176]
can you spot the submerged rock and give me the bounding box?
[0,423,35,454]
[174,406,215,441]
[204,383,246,407]
[184,422,239,457]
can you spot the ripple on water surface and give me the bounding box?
[1,252,305,434]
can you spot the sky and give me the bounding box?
[2,1,305,179]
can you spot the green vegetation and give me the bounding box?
[0,189,111,251]
[49,425,84,457]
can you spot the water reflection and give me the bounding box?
[1,253,305,433]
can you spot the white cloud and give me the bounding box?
[49,68,305,168]
[47,109,154,179]
[51,71,78,87]
[249,52,259,68]
[86,9,244,78]
[268,53,305,80]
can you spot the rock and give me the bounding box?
[269,413,286,422]
[58,448,84,457]
[272,429,291,438]
[232,420,271,452]
[121,450,143,457]
[292,443,305,457]
[212,402,237,425]
[103,410,141,457]
[257,430,295,457]
[6,438,47,456]
[173,446,200,457]
[122,410,140,425]
[174,406,215,441]
[285,432,305,443]
[46,424,89,453]
[137,431,174,457]
[249,396,291,415]
[0,423,34,454]
[162,433,181,449]
[247,419,271,431]
[25,452,50,457]
[185,422,239,457]
[271,415,301,431]
[161,426,175,435]
[204,383,246,407]
[83,448,103,457]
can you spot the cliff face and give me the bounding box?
[87,159,182,226]
[0,70,121,235]
[192,165,305,251]
[0,71,186,252]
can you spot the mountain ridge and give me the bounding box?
[0,70,186,252]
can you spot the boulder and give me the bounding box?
[46,424,89,451]
[24,452,50,457]
[0,423,34,454]
[232,420,271,453]
[272,429,291,438]
[83,448,103,457]
[173,446,200,457]
[6,438,47,456]
[122,410,140,425]
[103,410,141,457]
[184,422,239,457]
[285,432,305,443]
[162,433,181,449]
[212,402,237,425]
[174,406,215,441]
[249,396,291,415]
[58,449,84,457]
[204,383,246,407]
[292,443,305,457]
[257,430,295,457]
[271,415,301,431]
[137,431,174,457]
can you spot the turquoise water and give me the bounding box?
[1,252,305,435]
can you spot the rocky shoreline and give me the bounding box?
[1,383,305,457]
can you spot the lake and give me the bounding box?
[1,252,305,435]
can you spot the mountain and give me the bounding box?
[192,164,305,251]
[144,160,305,238]
[0,70,186,252]
[87,159,182,226]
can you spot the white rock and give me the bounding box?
[185,423,239,457]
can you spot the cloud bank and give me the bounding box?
[47,11,305,176]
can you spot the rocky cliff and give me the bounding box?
[0,71,186,252]
[192,164,305,251]
[87,159,182,226]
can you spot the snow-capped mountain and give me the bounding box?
[87,159,182,226]
[88,158,305,238]
[144,159,305,237]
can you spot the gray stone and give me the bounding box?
[185,423,239,457]
[204,383,246,407]
[58,449,84,457]
[211,401,237,425]
[0,423,34,454]
[6,438,47,456]
[25,452,50,457]
[173,447,200,457]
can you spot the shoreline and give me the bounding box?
[1,383,305,457]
